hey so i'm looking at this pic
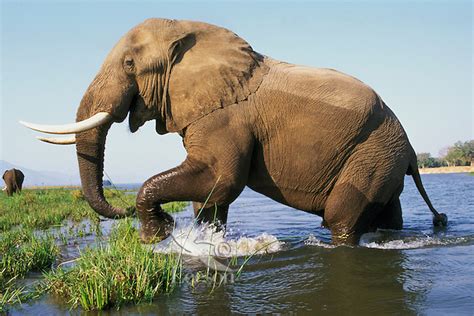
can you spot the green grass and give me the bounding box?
[0,188,188,312]
[44,218,182,311]
[0,275,25,314]
[0,189,138,232]
[0,229,59,280]
[0,229,60,313]
[0,188,187,232]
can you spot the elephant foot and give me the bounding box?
[139,209,175,244]
[329,225,362,246]
[331,233,361,246]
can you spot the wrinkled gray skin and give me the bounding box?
[2,168,24,196]
[74,18,446,245]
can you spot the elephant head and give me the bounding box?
[21,19,267,219]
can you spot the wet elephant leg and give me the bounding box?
[136,157,245,243]
[136,157,228,243]
[372,182,404,231]
[373,197,403,230]
[136,107,253,243]
[324,183,384,245]
[193,202,229,228]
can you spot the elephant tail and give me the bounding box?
[407,156,448,227]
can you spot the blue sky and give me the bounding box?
[1,0,472,183]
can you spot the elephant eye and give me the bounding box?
[124,57,135,71]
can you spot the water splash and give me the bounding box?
[304,232,473,250]
[304,234,336,248]
[151,222,283,258]
[360,234,471,249]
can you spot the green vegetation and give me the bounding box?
[44,218,181,310]
[1,229,59,280]
[0,188,188,312]
[417,139,473,168]
[0,276,24,313]
[0,189,137,232]
[416,152,444,168]
[0,229,60,313]
[442,140,474,167]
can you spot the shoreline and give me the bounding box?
[419,166,473,174]
[16,166,474,189]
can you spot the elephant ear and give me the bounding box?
[164,20,269,132]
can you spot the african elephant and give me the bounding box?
[2,168,25,196]
[21,18,447,244]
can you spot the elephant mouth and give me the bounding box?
[128,94,159,133]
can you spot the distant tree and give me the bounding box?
[417,153,431,168]
[417,152,444,168]
[419,141,473,167]
[433,157,447,167]
[442,140,473,166]
[458,140,474,166]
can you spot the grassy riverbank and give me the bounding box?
[45,218,182,310]
[418,166,474,174]
[0,188,187,312]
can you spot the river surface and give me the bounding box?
[12,173,474,315]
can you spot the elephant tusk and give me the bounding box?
[2,186,6,191]
[36,136,76,145]
[19,112,113,135]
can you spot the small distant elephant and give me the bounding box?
[22,19,447,244]
[2,168,25,196]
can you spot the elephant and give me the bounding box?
[2,168,25,196]
[21,18,447,244]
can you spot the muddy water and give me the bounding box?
[11,173,474,315]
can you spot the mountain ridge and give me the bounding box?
[1,160,80,187]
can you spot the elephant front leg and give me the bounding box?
[136,158,235,243]
[137,207,175,243]
[193,202,229,229]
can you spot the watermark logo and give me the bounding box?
[169,232,235,272]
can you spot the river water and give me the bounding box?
[12,173,474,315]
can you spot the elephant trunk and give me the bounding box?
[75,74,133,218]
[76,124,130,218]
[74,63,136,219]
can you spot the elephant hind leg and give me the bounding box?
[373,197,403,230]
[323,154,406,244]
[324,182,384,245]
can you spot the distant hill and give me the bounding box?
[0,160,80,187]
